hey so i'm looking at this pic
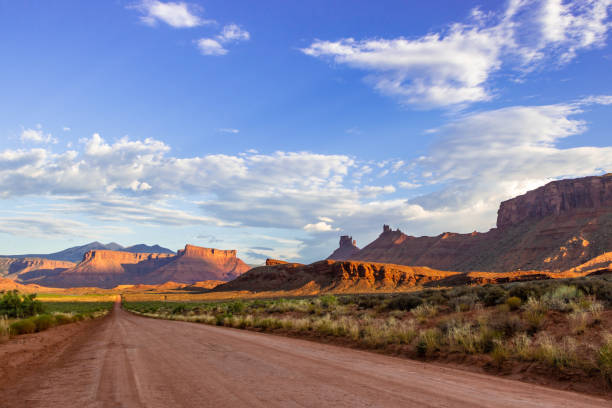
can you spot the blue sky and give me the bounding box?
[0,0,611,263]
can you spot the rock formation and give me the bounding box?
[331,174,612,272]
[327,236,360,260]
[26,244,250,288]
[214,259,606,295]
[0,258,75,281]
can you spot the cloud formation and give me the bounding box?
[197,24,250,56]
[302,0,611,108]
[1,97,611,259]
[134,0,211,28]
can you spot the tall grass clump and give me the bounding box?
[598,333,612,384]
[0,316,10,343]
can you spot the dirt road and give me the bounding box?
[0,303,609,407]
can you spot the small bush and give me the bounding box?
[412,304,438,322]
[482,286,507,307]
[387,294,422,311]
[33,314,55,332]
[416,329,441,357]
[319,295,338,309]
[10,318,36,335]
[506,296,522,311]
[54,313,74,325]
[543,285,582,312]
[522,297,547,332]
[598,334,612,384]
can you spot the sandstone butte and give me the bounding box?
[214,257,610,295]
[17,244,250,289]
[328,174,612,273]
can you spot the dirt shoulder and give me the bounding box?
[0,315,108,388]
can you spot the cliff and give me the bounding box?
[327,236,360,260]
[0,257,75,281]
[29,244,250,288]
[214,259,602,295]
[341,174,612,272]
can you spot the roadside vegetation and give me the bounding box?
[0,290,113,341]
[124,275,612,392]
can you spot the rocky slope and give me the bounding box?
[214,259,605,295]
[329,174,612,272]
[327,236,360,260]
[0,258,75,281]
[26,244,250,288]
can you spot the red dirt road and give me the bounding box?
[1,303,609,407]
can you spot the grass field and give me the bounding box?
[124,274,612,391]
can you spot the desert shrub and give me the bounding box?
[491,340,510,366]
[0,291,45,318]
[412,303,438,322]
[598,334,612,384]
[226,300,246,315]
[32,314,55,332]
[481,286,507,307]
[533,334,577,369]
[522,297,547,332]
[506,296,522,311]
[416,328,441,357]
[488,314,525,338]
[508,283,544,302]
[10,318,36,335]
[510,332,532,360]
[450,294,479,312]
[319,295,338,309]
[172,304,187,314]
[53,313,74,325]
[447,323,478,354]
[543,285,582,312]
[568,311,589,334]
[387,294,422,311]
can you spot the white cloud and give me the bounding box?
[303,0,612,108]
[217,24,250,42]
[218,128,240,134]
[20,125,57,144]
[1,99,611,260]
[133,0,211,28]
[303,221,339,232]
[196,38,227,56]
[62,127,71,132]
[398,181,421,189]
[197,24,250,56]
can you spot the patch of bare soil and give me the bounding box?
[0,315,108,389]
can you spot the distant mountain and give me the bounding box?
[7,242,174,263]
[27,244,250,289]
[123,244,175,254]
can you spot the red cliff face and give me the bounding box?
[346,175,612,272]
[32,244,251,288]
[497,174,612,228]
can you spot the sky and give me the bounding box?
[0,0,611,263]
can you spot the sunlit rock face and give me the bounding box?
[21,244,250,288]
[340,175,612,272]
[327,236,360,261]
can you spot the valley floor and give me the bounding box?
[0,302,609,407]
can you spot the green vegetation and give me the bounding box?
[124,274,612,385]
[0,290,44,318]
[0,291,113,338]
